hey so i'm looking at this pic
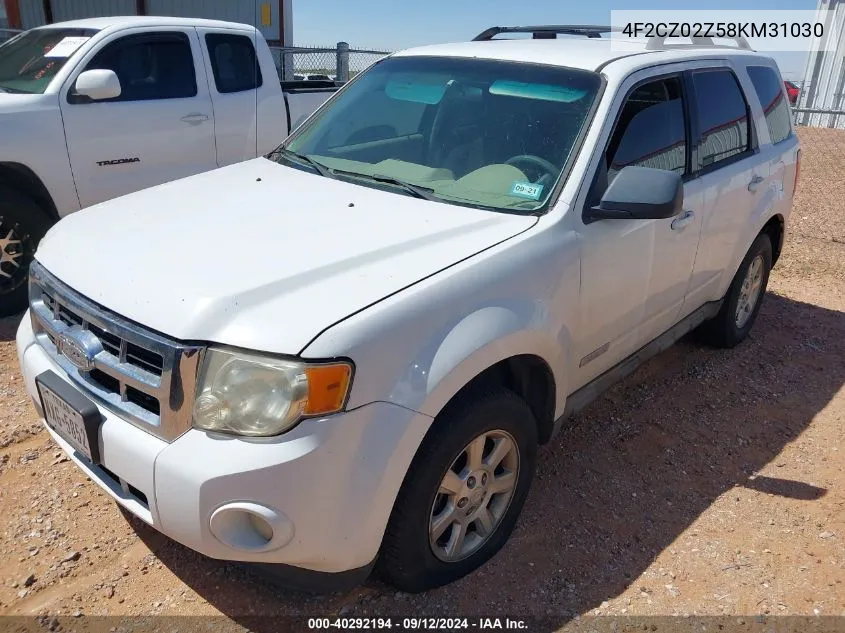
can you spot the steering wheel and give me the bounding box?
[504,155,559,187]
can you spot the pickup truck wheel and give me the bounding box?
[378,388,537,593]
[0,187,53,318]
[698,233,772,348]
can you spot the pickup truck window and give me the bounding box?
[205,33,263,94]
[280,55,601,214]
[746,65,792,145]
[0,27,98,94]
[691,69,752,170]
[79,32,197,102]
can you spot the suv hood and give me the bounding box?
[36,158,536,353]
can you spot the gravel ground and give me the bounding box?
[0,128,843,631]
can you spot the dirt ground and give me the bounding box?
[0,128,843,631]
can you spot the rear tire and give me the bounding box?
[0,186,53,318]
[378,387,538,593]
[697,233,772,348]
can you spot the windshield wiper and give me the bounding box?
[272,148,334,179]
[329,169,440,202]
[271,151,438,201]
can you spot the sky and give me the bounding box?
[291,0,820,81]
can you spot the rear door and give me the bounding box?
[680,64,762,313]
[60,27,217,208]
[198,28,265,167]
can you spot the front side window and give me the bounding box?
[607,76,687,179]
[205,33,262,94]
[0,27,98,94]
[692,69,751,169]
[747,65,792,144]
[277,55,602,214]
[80,32,197,102]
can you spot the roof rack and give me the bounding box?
[472,24,754,50]
[646,35,752,50]
[472,25,619,41]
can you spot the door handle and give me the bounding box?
[671,209,694,231]
[748,174,765,193]
[181,113,209,124]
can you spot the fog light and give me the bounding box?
[209,502,294,552]
[249,513,274,542]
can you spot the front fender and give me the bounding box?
[409,303,569,419]
[302,218,579,428]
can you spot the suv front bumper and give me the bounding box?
[16,313,432,591]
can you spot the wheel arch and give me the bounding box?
[409,308,570,446]
[761,213,785,266]
[718,209,785,300]
[438,354,559,445]
[0,162,60,224]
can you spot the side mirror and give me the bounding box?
[586,165,683,222]
[74,69,122,101]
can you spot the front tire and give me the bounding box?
[697,233,772,348]
[0,186,53,318]
[378,387,538,593]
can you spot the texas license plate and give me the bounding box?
[36,371,102,463]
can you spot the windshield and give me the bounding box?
[0,28,98,94]
[278,55,601,213]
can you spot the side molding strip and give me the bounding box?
[579,342,610,367]
[551,299,723,438]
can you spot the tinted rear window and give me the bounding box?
[747,65,792,144]
[692,69,751,169]
[205,33,263,94]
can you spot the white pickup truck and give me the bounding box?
[0,16,338,315]
[16,25,799,593]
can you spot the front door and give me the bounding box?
[574,72,701,387]
[59,27,217,208]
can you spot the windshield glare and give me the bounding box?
[280,55,601,213]
[0,28,98,94]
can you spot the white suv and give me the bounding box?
[15,26,800,593]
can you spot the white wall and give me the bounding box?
[14,0,294,45]
[799,0,845,129]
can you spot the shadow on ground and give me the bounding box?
[123,290,845,630]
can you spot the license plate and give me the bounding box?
[36,371,102,463]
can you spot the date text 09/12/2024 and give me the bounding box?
[307,618,529,630]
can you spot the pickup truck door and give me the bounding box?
[572,71,702,387]
[196,28,270,167]
[59,27,217,208]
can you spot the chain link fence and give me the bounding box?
[790,106,845,249]
[270,43,391,82]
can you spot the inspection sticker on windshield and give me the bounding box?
[510,182,544,200]
[44,37,91,58]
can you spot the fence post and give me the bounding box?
[336,41,350,82]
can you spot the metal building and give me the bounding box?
[798,0,845,128]
[1,0,293,45]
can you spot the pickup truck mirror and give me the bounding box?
[74,70,122,101]
[587,165,683,222]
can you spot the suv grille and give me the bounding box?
[28,261,203,442]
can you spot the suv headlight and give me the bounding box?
[192,347,353,437]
